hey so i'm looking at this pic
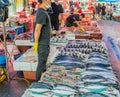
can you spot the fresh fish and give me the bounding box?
[53,60,84,65]
[52,63,85,70]
[88,55,108,60]
[81,75,108,81]
[81,92,109,97]
[52,89,76,96]
[30,82,53,90]
[55,55,84,63]
[86,67,112,71]
[54,84,77,91]
[82,71,117,81]
[28,88,51,94]
[25,90,52,97]
[86,63,111,68]
[85,85,107,92]
[87,58,109,64]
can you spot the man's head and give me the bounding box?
[38,0,51,8]
[65,14,80,27]
[54,0,58,3]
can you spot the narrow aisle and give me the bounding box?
[98,20,120,82]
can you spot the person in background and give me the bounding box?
[50,0,64,35]
[78,7,82,15]
[65,14,80,32]
[33,0,51,81]
[109,4,113,20]
[106,3,111,20]
[96,3,102,19]
[101,3,106,20]
[69,0,74,14]
[89,4,95,19]
[65,14,85,32]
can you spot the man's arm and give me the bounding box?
[34,24,43,43]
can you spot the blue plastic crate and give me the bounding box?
[7,33,15,39]
[15,26,24,34]
[0,55,6,65]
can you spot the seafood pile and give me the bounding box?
[58,40,107,59]
[22,40,120,97]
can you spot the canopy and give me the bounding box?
[98,0,118,2]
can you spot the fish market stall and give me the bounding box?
[22,39,120,97]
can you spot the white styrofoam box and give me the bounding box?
[13,45,59,71]
[15,40,34,46]
[13,61,33,71]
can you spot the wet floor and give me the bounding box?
[0,71,34,97]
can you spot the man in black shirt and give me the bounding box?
[65,14,80,27]
[65,14,85,32]
[33,0,51,81]
[50,0,63,35]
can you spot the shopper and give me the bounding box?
[101,3,106,20]
[109,4,113,20]
[96,3,102,19]
[106,3,111,20]
[89,4,95,19]
[69,0,74,14]
[33,0,51,81]
[50,0,64,35]
[78,7,82,15]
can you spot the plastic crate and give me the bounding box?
[0,55,6,65]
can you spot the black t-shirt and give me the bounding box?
[34,8,51,45]
[50,2,63,19]
[101,5,106,15]
[96,6,101,13]
[65,14,79,27]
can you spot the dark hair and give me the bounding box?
[38,0,42,3]
[81,13,85,18]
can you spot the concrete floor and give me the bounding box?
[98,20,120,82]
[0,71,35,97]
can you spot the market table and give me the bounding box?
[0,26,24,39]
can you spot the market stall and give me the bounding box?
[22,39,120,97]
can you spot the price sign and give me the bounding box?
[66,34,75,40]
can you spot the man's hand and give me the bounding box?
[33,43,38,53]
[61,19,64,25]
